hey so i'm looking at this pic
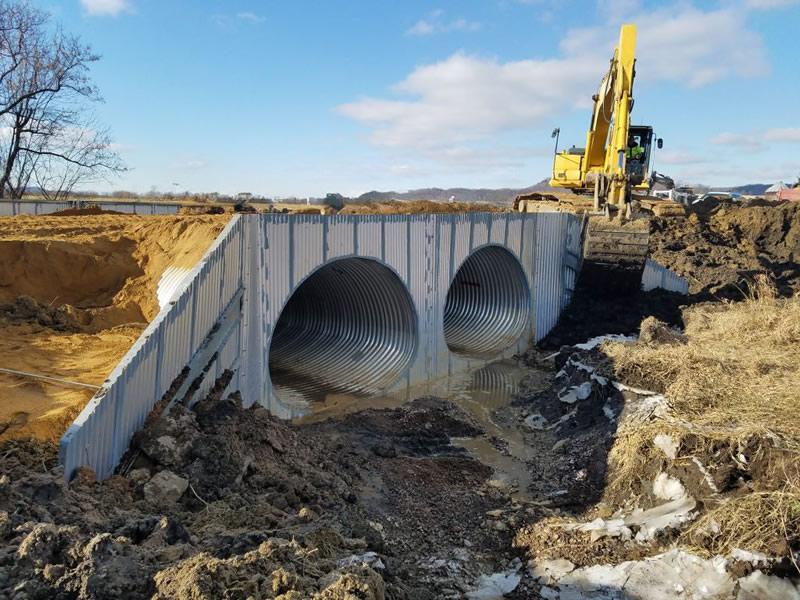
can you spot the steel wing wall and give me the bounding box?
[642,258,689,294]
[59,216,245,480]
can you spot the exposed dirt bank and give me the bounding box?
[0,214,229,443]
[650,200,800,300]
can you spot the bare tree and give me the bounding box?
[0,1,124,199]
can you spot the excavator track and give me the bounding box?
[579,218,649,295]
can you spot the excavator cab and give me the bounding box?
[626,126,653,185]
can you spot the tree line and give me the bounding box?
[0,0,123,200]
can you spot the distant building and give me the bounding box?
[236,192,254,202]
[765,181,788,198]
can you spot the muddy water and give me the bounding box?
[283,360,544,501]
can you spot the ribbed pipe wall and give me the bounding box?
[443,246,531,356]
[268,257,418,396]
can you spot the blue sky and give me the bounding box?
[40,0,800,196]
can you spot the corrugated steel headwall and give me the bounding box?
[58,211,583,479]
[246,211,581,417]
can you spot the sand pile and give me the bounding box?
[0,214,229,442]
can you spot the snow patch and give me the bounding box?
[653,472,685,501]
[731,548,770,566]
[653,434,678,459]
[692,457,720,493]
[574,334,637,350]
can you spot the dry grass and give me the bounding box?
[603,278,800,558]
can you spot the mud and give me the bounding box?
[0,214,228,443]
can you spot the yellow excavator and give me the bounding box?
[517,24,677,292]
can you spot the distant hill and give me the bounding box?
[711,183,771,195]
[355,179,559,205]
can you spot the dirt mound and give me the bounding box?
[0,214,229,443]
[339,200,506,214]
[0,381,527,598]
[48,205,124,216]
[650,201,800,299]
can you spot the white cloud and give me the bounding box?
[80,0,133,17]
[405,11,481,36]
[236,12,265,24]
[711,128,800,148]
[341,4,767,151]
[338,52,603,148]
[407,20,435,35]
[560,6,768,87]
[656,150,713,165]
[710,132,763,148]
[746,0,800,8]
[764,128,800,142]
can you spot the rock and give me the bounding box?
[493,521,508,532]
[551,439,569,453]
[373,443,397,458]
[127,468,151,487]
[143,470,188,504]
[298,506,317,522]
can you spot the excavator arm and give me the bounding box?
[549,24,639,208]
[588,24,637,207]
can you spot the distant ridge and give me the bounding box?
[355,179,559,205]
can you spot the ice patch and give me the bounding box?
[559,382,593,404]
[530,558,576,584]
[566,474,696,542]
[466,559,522,599]
[540,549,734,600]
[574,334,637,350]
[524,413,548,430]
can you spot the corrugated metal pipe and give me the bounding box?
[269,258,418,397]
[444,246,530,356]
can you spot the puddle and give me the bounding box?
[283,359,546,501]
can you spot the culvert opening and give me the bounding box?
[268,258,418,400]
[444,245,530,357]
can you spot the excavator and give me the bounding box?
[516,24,680,292]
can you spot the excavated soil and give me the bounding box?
[650,199,800,300]
[0,214,229,443]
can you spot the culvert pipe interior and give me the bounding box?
[443,245,531,356]
[268,257,418,397]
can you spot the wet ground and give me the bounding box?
[280,358,554,504]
